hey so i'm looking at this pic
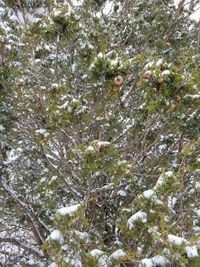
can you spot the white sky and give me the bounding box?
[7,0,200,27]
[174,0,200,21]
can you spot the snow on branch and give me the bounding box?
[0,237,44,258]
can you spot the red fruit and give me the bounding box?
[114,75,124,86]
[112,86,119,93]
[157,77,164,84]
[174,95,181,102]
[151,87,159,93]
[144,70,152,79]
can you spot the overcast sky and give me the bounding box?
[174,0,200,21]
[7,0,200,29]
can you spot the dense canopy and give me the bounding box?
[0,0,200,266]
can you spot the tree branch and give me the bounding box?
[0,237,44,258]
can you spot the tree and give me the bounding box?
[0,0,200,266]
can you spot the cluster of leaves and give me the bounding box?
[0,0,200,267]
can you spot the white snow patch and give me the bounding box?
[127,210,147,229]
[165,171,173,177]
[35,129,49,137]
[63,257,82,267]
[154,171,173,189]
[48,229,64,244]
[168,234,186,245]
[74,230,89,241]
[86,141,110,153]
[168,196,177,210]
[194,182,200,189]
[103,1,113,15]
[52,83,59,88]
[185,246,198,258]
[97,52,104,58]
[148,227,161,238]
[143,189,155,199]
[48,263,58,267]
[110,59,118,66]
[97,141,110,147]
[140,255,168,267]
[57,204,81,216]
[193,226,200,232]
[159,144,167,152]
[91,183,113,194]
[162,70,171,76]
[3,148,21,164]
[143,189,164,205]
[98,255,110,267]
[90,249,104,257]
[49,176,58,184]
[195,209,200,218]
[109,249,126,259]
[58,101,69,109]
[70,259,82,267]
[0,125,5,131]
[184,93,200,100]
[144,62,154,69]
[156,58,163,66]
[117,190,127,197]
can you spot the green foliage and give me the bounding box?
[0,0,199,266]
[82,255,99,267]
[187,256,200,267]
[20,262,40,267]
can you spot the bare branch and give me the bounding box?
[0,237,44,258]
